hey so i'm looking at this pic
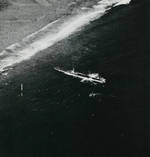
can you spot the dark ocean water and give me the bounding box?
[0,0,148,157]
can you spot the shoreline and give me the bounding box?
[0,1,148,157]
[0,0,131,73]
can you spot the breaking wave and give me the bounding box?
[0,0,131,72]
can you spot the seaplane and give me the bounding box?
[54,67,106,85]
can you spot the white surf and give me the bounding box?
[0,0,131,73]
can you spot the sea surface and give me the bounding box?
[0,0,131,72]
[0,0,148,157]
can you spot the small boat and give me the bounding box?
[54,67,106,84]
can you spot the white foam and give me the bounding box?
[114,0,132,6]
[0,0,131,72]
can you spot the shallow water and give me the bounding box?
[0,0,131,73]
